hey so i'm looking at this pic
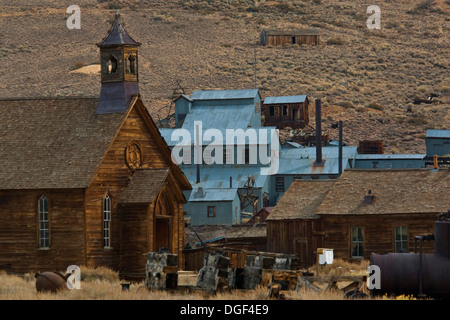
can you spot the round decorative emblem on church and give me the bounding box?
[125,141,142,171]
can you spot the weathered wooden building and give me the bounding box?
[259,29,320,46]
[0,14,191,279]
[267,169,449,265]
[262,95,310,129]
[266,180,335,267]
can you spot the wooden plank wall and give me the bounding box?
[321,214,437,260]
[262,102,309,129]
[267,35,320,46]
[0,189,85,273]
[85,105,183,273]
[266,219,322,266]
[119,203,149,277]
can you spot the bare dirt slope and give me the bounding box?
[0,0,448,153]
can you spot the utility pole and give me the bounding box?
[254,41,257,89]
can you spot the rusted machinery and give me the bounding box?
[35,271,70,293]
[370,211,450,299]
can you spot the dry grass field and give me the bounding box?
[0,0,448,154]
[0,259,417,300]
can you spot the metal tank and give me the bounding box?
[370,212,450,299]
[35,271,69,293]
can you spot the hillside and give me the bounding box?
[0,0,448,153]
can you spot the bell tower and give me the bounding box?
[97,13,141,114]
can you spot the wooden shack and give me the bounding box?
[259,29,320,46]
[267,169,449,265]
[266,180,335,267]
[0,14,191,279]
[262,95,309,129]
[316,169,448,260]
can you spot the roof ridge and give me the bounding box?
[0,96,99,102]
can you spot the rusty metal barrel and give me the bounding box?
[370,220,450,299]
[435,220,450,259]
[35,272,68,293]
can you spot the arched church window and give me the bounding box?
[38,195,49,248]
[106,55,118,74]
[126,54,136,74]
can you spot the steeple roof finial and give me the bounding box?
[97,12,140,47]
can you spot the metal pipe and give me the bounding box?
[315,99,322,165]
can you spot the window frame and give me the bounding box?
[126,54,136,74]
[275,177,285,192]
[38,195,50,249]
[103,194,112,248]
[207,206,216,218]
[350,227,364,258]
[394,226,408,253]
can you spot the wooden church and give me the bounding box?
[0,14,191,279]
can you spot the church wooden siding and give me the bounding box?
[0,189,85,273]
[321,213,436,260]
[84,105,178,271]
[118,203,149,276]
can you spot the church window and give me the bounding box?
[103,195,112,248]
[126,54,136,74]
[38,195,49,248]
[106,55,118,74]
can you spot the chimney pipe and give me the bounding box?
[196,164,200,183]
[338,120,343,176]
[315,99,323,165]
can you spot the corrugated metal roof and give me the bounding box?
[183,165,269,189]
[276,145,358,175]
[356,154,426,160]
[277,157,350,175]
[191,89,259,100]
[181,165,270,202]
[263,95,307,104]
[182,104,255,131]
[426,129,450,138]
[159,126,276,147]
[189,188,238,202]
[280,145,358,159]
[174,94,193,102]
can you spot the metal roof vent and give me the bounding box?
[195,187,205,199]
[364,190,375,204]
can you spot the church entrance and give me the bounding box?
[153,190,173,252]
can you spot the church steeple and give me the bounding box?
[96,13,141,114]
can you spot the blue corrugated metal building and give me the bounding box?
[161,89,276,225]
[426,129,450,157]
[160,89,441,226]
[354,154,426,169]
